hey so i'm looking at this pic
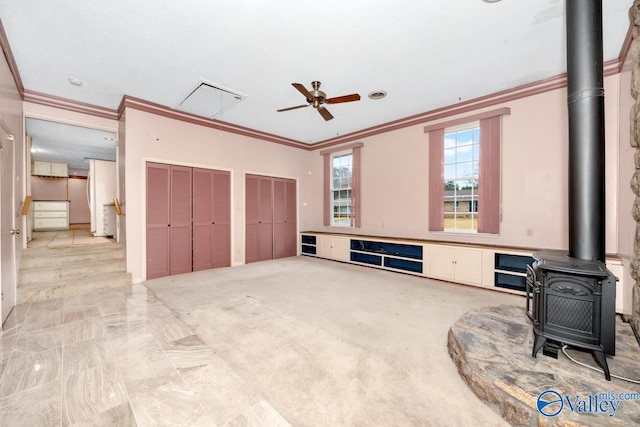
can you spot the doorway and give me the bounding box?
[1,127,17,324]
[26,118,117,243]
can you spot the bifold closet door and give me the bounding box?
[245,174,273,263]
[146,163,171,279]
[273,178,297,259]
[169,165,193,275]
[246,175,296,263]
[193,168,231,271]
[146,163,192,279]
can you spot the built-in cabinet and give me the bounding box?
[33,201,69,231]
[32,161,68,177]
[430,246,482,286]
[318,235,349,261]
[146,163,230,280]
[245,175,296,263]
[300,232,630,315]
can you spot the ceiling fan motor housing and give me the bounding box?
[310,81,326,107]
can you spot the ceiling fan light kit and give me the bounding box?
[277,81,361,121]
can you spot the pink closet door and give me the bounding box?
[193,168,231,270]
[284,179,297,257]
[273,178,287,259]
[273,178,296,259]
[212,171,231,268]
[192,168,213,271]
[169,165,192,275]
[245,174,273,263]
[146,163,171,279]
[245,175,260,264]
[257,176,273,261]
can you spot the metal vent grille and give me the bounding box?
[176,80,246,119]
[546,295,593,333]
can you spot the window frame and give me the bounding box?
[443,121,480,233]
[330,150,354,227]
[425,107,509,234]
[320,142,363,228]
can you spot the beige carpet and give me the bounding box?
[145,256,523,426]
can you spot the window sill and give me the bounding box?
[431,230,501,238]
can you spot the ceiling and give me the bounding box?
[0,0,633,147]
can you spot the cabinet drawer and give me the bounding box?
[34,211,67,218]
[34,218,68,228]
[33,201,68,211]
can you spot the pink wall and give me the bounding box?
[31,176,66,200]
[68,177,90,224]
[304,74,624,254]
[123,108,311,282]
[19,70,630,285]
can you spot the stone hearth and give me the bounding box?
[448,305,640,426]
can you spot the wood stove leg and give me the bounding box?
[532,332,546,358]
[592,350,611,381]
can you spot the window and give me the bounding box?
[444,123,479,232]
[331,152,353,226]
[425,107,509,234]
[321,142,363,228]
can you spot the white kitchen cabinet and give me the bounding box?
[32,161,68,177]
[33,201,69,231]
[430,245,483,286]
[32,161,51,176]
[50,162,68,177]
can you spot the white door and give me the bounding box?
[1,130,16,324]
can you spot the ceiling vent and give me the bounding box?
[176,80,246,119]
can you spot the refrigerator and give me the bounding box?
[86,159,116,236]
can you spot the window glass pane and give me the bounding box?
[444,148,456,163]
[456,145,473,162]
[456,161,474,178]
[444,164,456,181]
[443,125,480,232]
[456,129,474,147]
[331,152,353,226]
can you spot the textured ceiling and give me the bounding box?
[1,0,633,148]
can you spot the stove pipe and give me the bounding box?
[566,0,606,262]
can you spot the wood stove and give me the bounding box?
[527,251,616,380]
[526,0,617,381]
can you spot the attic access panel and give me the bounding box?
[176,81,246,119]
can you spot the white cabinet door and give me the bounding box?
[330,237,349,261]
[430,246,456,280]
[454,248,483,285]
[32,161,51,176]
[50,162,68,177]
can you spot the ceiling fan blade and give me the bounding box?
[277,104,309,112]
[292,83,314,100]
[318,106,334,121]
[326,93,361,104]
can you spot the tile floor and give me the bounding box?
[0,284,290,426]
[29,227,113,248]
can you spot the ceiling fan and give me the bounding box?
[277,81,361,121]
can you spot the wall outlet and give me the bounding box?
[526,227,533,237]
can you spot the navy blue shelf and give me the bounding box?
[301,244,316,255]
[494,272,526,292]
[350,251,382,266]
[384,257,423,273]
[301,235,316,245]
[495,253,533,273]
[350,239,422,260]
